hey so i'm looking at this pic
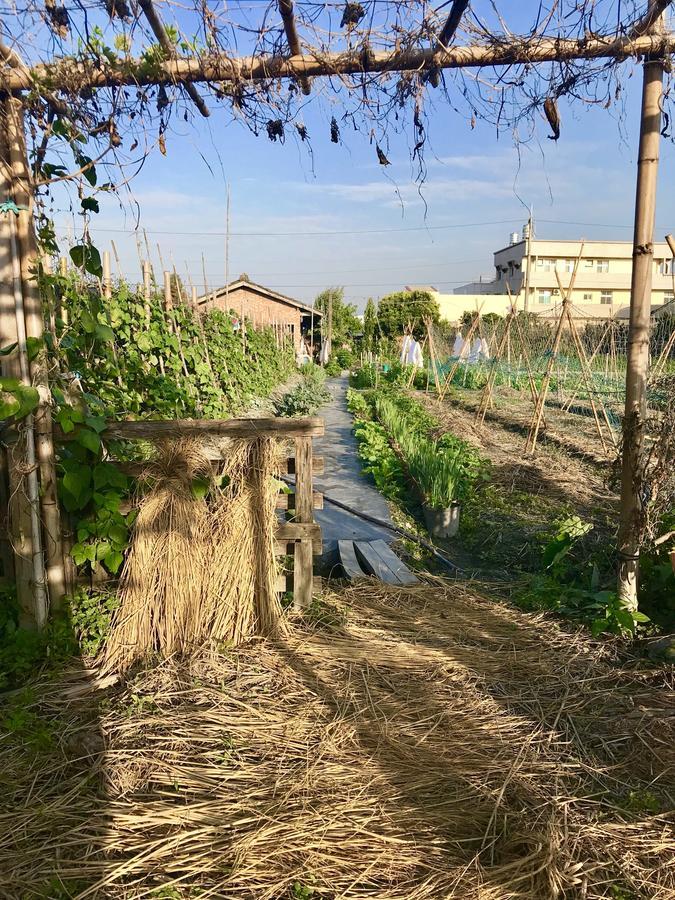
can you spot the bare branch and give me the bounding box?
[628,0,673,38]
[137,0,210,118]
[438,0,470,48]
[278,0,311,95]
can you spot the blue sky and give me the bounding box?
[46,4,675,312]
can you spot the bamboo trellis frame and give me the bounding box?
[0,0,672,618]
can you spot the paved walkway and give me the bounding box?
[313,376,394,549]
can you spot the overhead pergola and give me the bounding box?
[0,0,673,621]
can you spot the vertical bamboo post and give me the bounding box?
[142,260,152,324]
[102,249,112,300]
[293,435,314,610]
[618,6,665,609]
[0,180,33,620]
[56,256,68,328]
[164,270,190,380]
[3,97,64,615]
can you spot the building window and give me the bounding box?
[658,259,673,275]
[536,258,556,272]
[596,259,609,273]
[538,290,552,305]
[564,259,575,273]
[585,258,594,269]
[600,290,613,305]
[583,293,593,302]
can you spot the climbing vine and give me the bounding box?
[41,266,295,579]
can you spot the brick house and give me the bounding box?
[196,275,321,351]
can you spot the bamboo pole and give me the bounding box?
[0,172,34,620]
[6,31,675,93]
[617,3,665,609]
[163,270,190,380]
[525,300,568,453]
[438,307,482,401]
[6,210,48,625]
[476,309,515,425]
[424,317,441,394]
[102,249,112,299]
[555,269,614,452]
[3,97,64,614]
[142,259,152,324]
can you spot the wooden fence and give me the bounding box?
[13,416,325,617]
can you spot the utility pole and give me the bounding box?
[327,290,333,359]
[522,210,533,313]
[617,0,665,610]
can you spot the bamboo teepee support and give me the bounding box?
[438,307,483,401]
[525,246,584,453]
[554,270,614,454]
[475,309,515,425]
[525,300,568,454]
[562,319,613,412]
[424,317,441,394]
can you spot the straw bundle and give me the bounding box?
[102,436,285,673]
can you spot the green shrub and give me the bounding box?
[335,347,355,369]
[346,387,372,420]
[275,369,331,417]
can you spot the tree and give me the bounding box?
[377,290,439,339]
[363,298,377,351]
[314,287,360,347]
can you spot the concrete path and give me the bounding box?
[313,376,394,549]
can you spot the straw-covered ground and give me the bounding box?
[1,579,673,899]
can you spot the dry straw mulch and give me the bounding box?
[1,579,673,898]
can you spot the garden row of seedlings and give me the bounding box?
[346,383,485,539]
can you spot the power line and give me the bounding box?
[54,216,675,238]
[54,218,523,237]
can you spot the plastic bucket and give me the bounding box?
[423,502,461,539]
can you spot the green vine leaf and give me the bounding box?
[81,197,100,214]
[0,393,21,420]
[74,428,101,454]
[70,244,103,278]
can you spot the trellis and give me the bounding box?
[1,0,673,621]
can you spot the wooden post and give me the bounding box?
[292,435,314,609]
[618,5,665,609]
[3,97,64,615]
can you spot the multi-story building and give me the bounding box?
[452,226,674,321]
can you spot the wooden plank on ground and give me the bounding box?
[354,541,401,585]
[337,540,368,581]
[368,540,419,585]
